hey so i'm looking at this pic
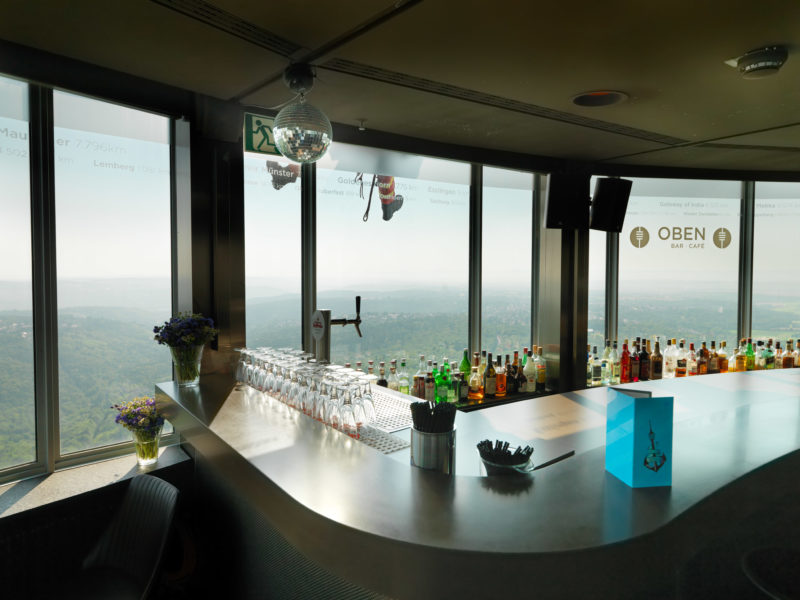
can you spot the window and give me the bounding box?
[481,166,532,358]
[753,182,800,342]
[53,91,171,455]
[618,178,740,347]
[244,153,302,348]
[0,75,34,470]
[316,142,470,366]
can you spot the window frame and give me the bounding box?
[0,82,181,486]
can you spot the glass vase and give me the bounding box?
[170,344,204,387]
[132,424,163,467]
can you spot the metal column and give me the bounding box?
[170,118,193,314]
[301,163,317,353]
[737,181,755,342]
[468,164,482,356]
[530,174,543,348]
[604,232,619,343]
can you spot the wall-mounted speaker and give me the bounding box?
[590,178,633,233]
[545,172,591,229]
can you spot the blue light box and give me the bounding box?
[605,387,673,487]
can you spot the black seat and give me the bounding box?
[742,547,800,600]
[53,474,179,600]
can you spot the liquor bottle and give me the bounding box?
[388,362,399,391]
[377,362,388,387]
[601,340,612,385]
[697,342,708,375]
[630,340,640,382]
[639,338,650,381]
[436,363,451,403]
[467,352,483,401]
[398,358,410,394]
[745,338,756,371]
[484,353,497,398]
[355,361,363,373]
[664,338,677,378]
[687,343,698,376]
[620,341,631,384]
[535,346,547,393]
[591,346,602,387]
[480,350,487,377]
[459,348,471,380]
[773,341,783,370]
[413,355,426,398]
[345,363,351,369]
[734,339,747,372]
[708,341,719,374]
[650,338,663,380]
[794,339,800,367]
[522,347,529,367]
[611,341,621,385]
[525,349,537,392]
[516,352,527,393]
[675,341,687,377]
[784,340,795,369]
[506,354,518,395]
[424,371,435,402]
[368,360,375,376]
[495,355,507,398]
[755,341,765,370]
[586,344,593,387]
[764,340,775,370]
[718,341,728,373]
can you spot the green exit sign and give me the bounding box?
[243,112,279,156]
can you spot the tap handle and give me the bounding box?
[355,295,361,317]
[354,322,363,338]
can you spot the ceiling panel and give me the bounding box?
[243,69,666,160]
[0,0,286,98]
[605,145,800,172]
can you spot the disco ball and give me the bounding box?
[273,99,332,163]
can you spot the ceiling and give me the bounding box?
[1,0,799,174]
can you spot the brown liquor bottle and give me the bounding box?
[784,340,796,369]
[675,341,687,377]
[718,341,729,373]
[650,338,663,380]
[484,353,497,399]
[495,355,507,398]
[630,340,641,382]
[708,341,720,374]
[697,342,708,375]
[505,354,518,395]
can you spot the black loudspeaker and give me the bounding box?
[545,172,591,229]
[590,178,633,232]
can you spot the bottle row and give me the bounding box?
[345,346,547,403]
[587,336,800,387]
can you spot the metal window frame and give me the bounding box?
[468,164,482,356]
[738,181,755,342]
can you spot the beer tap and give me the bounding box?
[331,295,362,337]
[311,295,362,363]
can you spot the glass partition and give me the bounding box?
[618,178,740,347]
[481,166,533,358]
[316,142,470,366]
[753,182,800,342]
[54,91,171,455]
[244,153,302,348]
[0,75,34,470]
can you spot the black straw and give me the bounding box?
[410,402,457,433]
[477,439,534,465]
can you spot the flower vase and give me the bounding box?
[132,424,163,467]
[171,344,204,387]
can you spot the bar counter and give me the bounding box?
[156,369,800,599]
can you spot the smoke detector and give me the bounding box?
[725,46,789,79]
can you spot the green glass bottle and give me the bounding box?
[745,338,756,371]
[459,348,471,380]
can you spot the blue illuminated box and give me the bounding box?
[605,387,673,487]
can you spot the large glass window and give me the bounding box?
[481,166,532,358]
[244,154,301,348]
[753,182,800,342]
[54,91,171,455]
[316,143,470,366]
[618,178,740,347]
[0,76,34,470]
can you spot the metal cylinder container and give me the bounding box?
[410,427,456,475]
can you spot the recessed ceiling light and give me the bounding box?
[572,91,629,107]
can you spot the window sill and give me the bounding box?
[0,444,189,519]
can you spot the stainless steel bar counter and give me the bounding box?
[156,369,800,599]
